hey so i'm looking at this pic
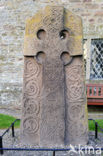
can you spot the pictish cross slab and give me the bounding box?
[21,5,88,147]
[32,6,73,145]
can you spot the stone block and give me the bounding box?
[95,11,103,16]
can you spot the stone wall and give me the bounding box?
[0,0,103,109]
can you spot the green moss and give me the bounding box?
[2,33,7,36]
[0,56,6,61]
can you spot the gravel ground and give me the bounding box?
[0,129,103,156]
[0,109,103,156]
[0,108,21,119]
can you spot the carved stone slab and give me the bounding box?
[65,57,88,145]
[40,59,65,147]
[21,57,42,145]
[21,5,88,147]
[24,6,83,57]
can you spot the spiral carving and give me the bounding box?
[23,98,40,115]
[25,80,39,97]
[67,82,84,100]
[66,65,82,81]
[66,65,84,101]
[22,56,41,139]
[24,58,40,78]
[23,117,39,134]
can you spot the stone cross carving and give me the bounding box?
[21,6,88,147]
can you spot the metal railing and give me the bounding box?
[88,119,103,139]
[0,119,20,155]
[0,119,103,155]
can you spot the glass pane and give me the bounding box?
[90,39,103,80]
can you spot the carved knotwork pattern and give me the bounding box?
[65,58,88,140]
[44,60,64,91]
[22,57,42,135]
[68,103,84,121]
[43,6,63,34]
[66,65,85,101]
[22,5,88,145]
[68,120,87,138]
